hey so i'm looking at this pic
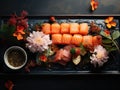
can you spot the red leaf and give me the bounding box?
[21,10,28,17]
[91,0,99,11]
[5,80,14,90]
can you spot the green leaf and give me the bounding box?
[102,39,112,44]
[70,48,76,54]
[0,24,8,32]
[112,31,120,40]
[79,44,87,56]
[0,24,15,36]
[102,44,113,48]
[100,31,112,40]
[107,47,117,52]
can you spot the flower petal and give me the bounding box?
[107,23,112,28]
[91,0,98,11]
[110,21,117,27]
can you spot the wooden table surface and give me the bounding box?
[0,0,120,90]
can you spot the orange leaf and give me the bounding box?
[13,33,17,37]
[18,30,25,34]
[107,23,112,28]
[105,18,109,23]
[108,17,114,22]
[110,21,117,27]
[17,33,23,40]
[5,80,14,90]
[91,0,98,11]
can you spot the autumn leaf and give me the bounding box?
[90,0,99,11]
[5,80,14,90]
[105,17,117,28]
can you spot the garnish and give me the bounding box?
[49,16,56,23]
[90,21,101,33]
[105,17,117,28]
[100,30,120,52]
[90,0,99,11]
[8,10,28,40]
[70,48,76,54]
[25,60,37,72]
[5,80,14,90]
[13,25,25,40]
[90,45,109,67]
[73,55,81,65]
[39,55,48,62]
[26,31,52,53]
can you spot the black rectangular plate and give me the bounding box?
[0,15,120,75]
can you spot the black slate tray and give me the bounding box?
[0,15,120,75]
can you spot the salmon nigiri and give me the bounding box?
[70,23,79,34]
[51,23,60,34]
[52,34,62,44]
[61,23,70,34]
[42,23,51,34]
[82,35,93,47]
[71,34,83,46]
[79,23,89,35]
[62,34,72,44]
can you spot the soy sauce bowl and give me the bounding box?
[4,46,27,70]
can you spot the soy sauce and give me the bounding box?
[7,49,26,67]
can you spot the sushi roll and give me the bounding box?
[79,23,89,35]
[71,34,83,46]
[70,23,79,34]
[52,34,62,44]
[51,23,60,34]
[62,34,72,44]
[82,35,93,47]
[61,23,70,34]
[42,23,51,34]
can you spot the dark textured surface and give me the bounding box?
[0,0,120,90]
[0,0,120,16]
[0,75,120,90]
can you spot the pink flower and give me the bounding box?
[26,31,52,53]
[90,45,109,67]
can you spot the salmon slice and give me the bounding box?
[82,35,93,47]
[51,23,60,34]
[71,34,83,46]
[61,23,70,34]
[92,35,102,47]
[70,23,79,34]
[52,34,62,44]
[42,23,51,34]
[79,23,89,35]
[62,34,72,44]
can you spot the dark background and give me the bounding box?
[0,0,120,90]
[0,0,120,16]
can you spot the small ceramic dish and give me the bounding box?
[4,46,27,70]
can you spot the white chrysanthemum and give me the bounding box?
[90,45,109,67]
[26,31,52,53]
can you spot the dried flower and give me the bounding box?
[13,25,25,40]
[5,80,14,90]
[25,60,37,72]
[90,0,99,11]
[90,21,101,33]
[90,45,109,67]
[50,16,56,22]
[104,30,110,36]
[105,17,117,28]
[8,10,28,40]
[39,55,47,62]
[26,31,52,53]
